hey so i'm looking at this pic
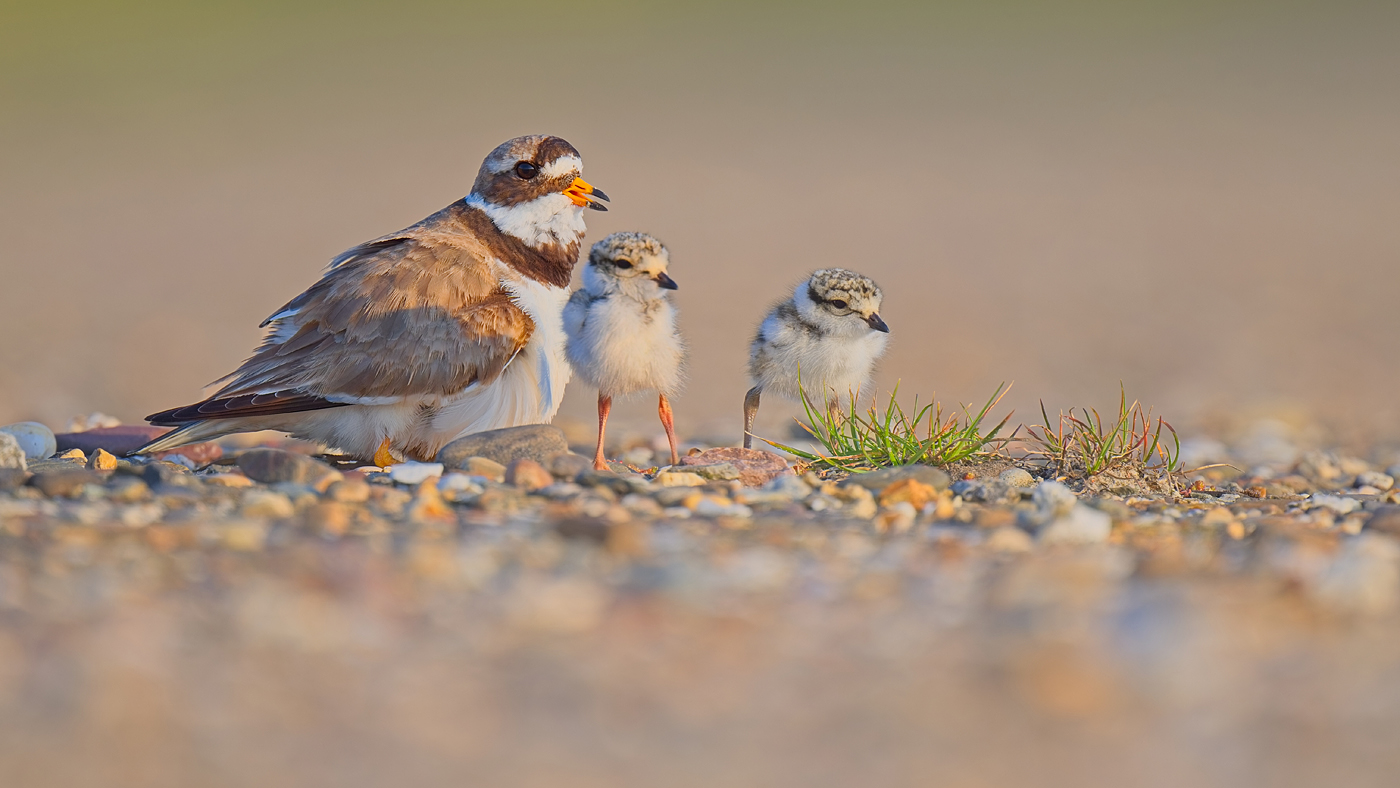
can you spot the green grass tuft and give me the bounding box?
[762,381,1015,473]
[1022,384,1181,478]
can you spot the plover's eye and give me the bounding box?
[830,299,848,310]
[514,161,539,179]
[614,261,633,269]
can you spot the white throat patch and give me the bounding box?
[466,192,586,251]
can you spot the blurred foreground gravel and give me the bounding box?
[3,422,1400,787]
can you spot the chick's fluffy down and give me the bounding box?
[564,292,684,398]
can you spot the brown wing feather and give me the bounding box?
[152,204,536,425]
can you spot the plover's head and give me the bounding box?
[796,268,889,335]
[467,135,609,253]
[583,231,678,296]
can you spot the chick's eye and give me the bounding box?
[514,161,539,179]
[830,299,848,310]
[614,261,633,269]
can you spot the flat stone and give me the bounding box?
[840,465,951,494]
[0,433,25,471]
[0,422,56,460]
[55,424,223,466]
[237,448,341,486]
[681,448,788,487]
[437,425,569,468]
[29,469,101,498]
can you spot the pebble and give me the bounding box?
[204,473,255,488]
[657,471,706,487]
[1039,504,1112,545]
[140,460,198,488]
[1313,533,1400,615]
[0,468,27,491]
[0,433,26,471]
[545,451,592,481]
[878,478,938,509]
[841,464,951,494]
[1356,471,1395,491]
[388,462,445,486]
[505,458,553,491]
[451,456,506,483]
[680,448,788,486]
[86,448,118,471]
[1032,481,1078,521]
[692,496,752,519]
[999,468,1036,488]
[107,476,151,503]
[1310,494,1361,515]
[437,425,569,468]
[237,449,341,488]
[327,477,372,503]
[986,525,1034,553]
[874,502,917,534]
[437,473,485,502]
[0,422,56,460]
[240,490,296,519]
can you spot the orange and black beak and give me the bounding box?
[653,272,678,290]
[864,313,890,333]
[563,177,610,211]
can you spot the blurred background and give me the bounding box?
[3,0,1399,443]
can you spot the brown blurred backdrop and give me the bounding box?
[2,0,1398,441]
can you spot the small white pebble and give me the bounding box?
[389,462,444,485]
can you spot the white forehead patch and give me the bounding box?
[542,155,582,179]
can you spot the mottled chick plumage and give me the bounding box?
[743,268,890,447]
[564,231,685,468]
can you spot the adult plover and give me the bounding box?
[138,134,608,465]
[743,268,889,448]
[563,232,684,470]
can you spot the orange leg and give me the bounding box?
[373,437,397,468]
[658,393,679,466]
[593,393,613,471]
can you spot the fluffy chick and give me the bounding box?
[564,232,685,470]
[744,268,890,448]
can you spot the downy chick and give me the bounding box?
[564,232,685,470]
[744,268,889,448]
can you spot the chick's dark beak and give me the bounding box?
[653,272,679,290]
[865,313,890,333]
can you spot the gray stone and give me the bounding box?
[544,451,592,481]
[839,465,951,494]
[141,460,200,488]
[438,425,569,468]
[237,449,340,486]
[0,422,56,461]
[29,469,101,498]
[0,433,26,471]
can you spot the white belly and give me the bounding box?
[423,277,572,445]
